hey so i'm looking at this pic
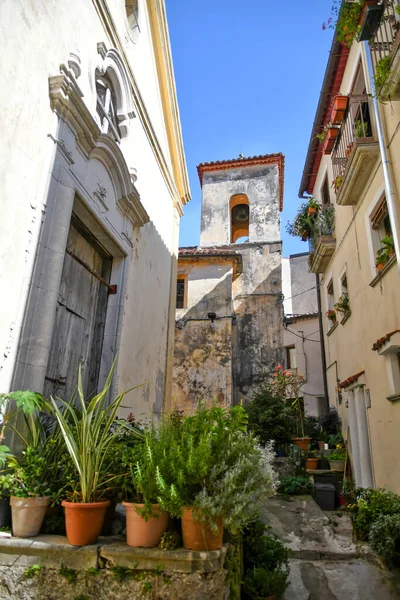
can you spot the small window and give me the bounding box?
[96,75,121,142]
[326,278,336,327]
[370,195,395,270]
[176,277,186,309]
[286,345,297,370]
[125,0,140,41]
[322,175,331,205]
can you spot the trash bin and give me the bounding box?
[314,482,336,511]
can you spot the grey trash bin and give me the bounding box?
[314,482,336,510]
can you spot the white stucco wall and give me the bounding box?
[0,0,183,418]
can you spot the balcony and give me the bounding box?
[309,205,336,274]
[370,0,400,101]
[332,95,380,206]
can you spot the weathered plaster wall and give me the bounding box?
[0,0,184,419]
[200,165,280,246]
[232,242,283,403]
[283,317,324,416]
[171,261,233,411]
[289,253,318,315]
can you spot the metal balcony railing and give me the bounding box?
[331,94,376,191]
[370,0,400,90]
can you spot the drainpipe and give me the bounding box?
[365,42,400,273]
[316,274,329,409]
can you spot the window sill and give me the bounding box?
[369,255,396,287]
[387,393,400,403]
[327,322,338,337]
[340,311,351,325]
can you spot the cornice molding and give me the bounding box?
[49,65,149,228]
[91,0,190,215]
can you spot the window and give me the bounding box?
[340,271,348,296]
[286,345,297,370]
[230,194,249,243]
[326,278,336,328]
[125,0,140,41]
[321,175,331,205]
[370,195,394,270]
[96,75,121,142]
[176,277,186,309]
[375,332,400,402]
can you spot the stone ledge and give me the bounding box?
[0,534,228,574]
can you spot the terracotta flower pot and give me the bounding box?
[323,127,339,155]
[329,459,345,472]
[181,507,223,551]
[11,496,50,538]
[292,437,312,452]
[122,502,168,548]
[318,441,325,450]
[62,499,110,546]
[376,261,385,272]
[308,206,317,216]
[331,95,348,124]
[305,458,319,470]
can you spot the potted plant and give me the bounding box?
[331,95,348,124]
[122,426,169,548]
[355,119,369,138]
[316,128,327,144]
[336,1,363,47]
[50,362,143,546]
[375,236,394,271]
[307,197,319,216]
[157,405,277,551]
[278,476,313,496]
[286,202,315,242]
[305,450,319,471]
[328,445,346,471]
[334,293,350,315]
[358,0,384,42]
[326,309,337,324]
[323,126,340,155]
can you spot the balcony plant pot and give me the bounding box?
[323,128,339,155]
[181,507,223,551]
[376,261,386,272]
[305,458,319,470]
[122,502,168,548]
[328,459,345,472]
[358,0,384,42]
[318,441,325,451]
[308,206,317,216]
[331,95,348,124]
[62,499,110,546]
[10,496,50,538]
[292,437,312,452]
[0,498,11,529]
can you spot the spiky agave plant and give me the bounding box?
[50,360,143,503]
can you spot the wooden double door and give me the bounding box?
[43,217,112,401]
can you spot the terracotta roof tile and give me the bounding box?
[339,370,365,389]
[372,329,400,351]
[196,153,285,211]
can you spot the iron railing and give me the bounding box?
[310,204,335,250]
[331,94,376,190]
[370,0,400,86]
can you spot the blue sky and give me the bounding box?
[166,0,334,256]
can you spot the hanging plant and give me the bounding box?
[322,1,363,47]
[374,55,391,100]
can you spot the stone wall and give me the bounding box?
[0,536,229,600]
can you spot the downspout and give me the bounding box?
[365,42,400,273]
[316,273,329,407]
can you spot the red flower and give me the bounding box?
[322,23,326,30]
[274,373,278,377]
[276,364,282,370]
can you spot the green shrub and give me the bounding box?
[243,520,288,573]
[243,567,289,600]
[369,513,400,563]
[245,384,292,447]
[278,476,312,495]
[352,488,400,540]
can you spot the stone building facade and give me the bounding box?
[0,0,190,425]
[298,6,400,492]
[170,154,284,412]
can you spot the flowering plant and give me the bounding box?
[322,0,363,47]
[326,309,336,322]
[270,366,306,438]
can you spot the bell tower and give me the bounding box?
[198,154,283,247]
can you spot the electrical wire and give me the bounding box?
[282,283,320,303]
[283,324,322,343]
